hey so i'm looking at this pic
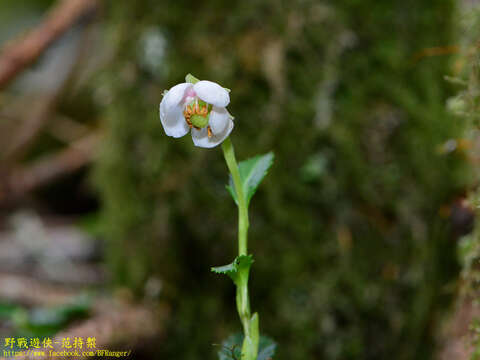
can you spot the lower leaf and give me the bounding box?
[217,332,277,360]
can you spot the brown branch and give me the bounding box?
[0,272,79,306]
[47,116,91,143]
[2,11,98,164]
[437,297,477,360]
[4,132,101,199]
[3,95,59,161]
[0,273,163,359]
[7,303,160,360]
[0,294,161,359]
[0,0,98,89]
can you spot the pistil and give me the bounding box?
[183,101,213,138]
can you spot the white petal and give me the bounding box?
[159,102,189,138]
[164,83,192,110]
[208,106,231,135]
[191,118,234,148]
[159,83,192,138]
[193,80,230,107]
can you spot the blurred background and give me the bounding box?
[1,0,480,359]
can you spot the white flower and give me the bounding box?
[159,77,234,148]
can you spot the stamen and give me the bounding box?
[183,100,211,130]
[207,126,213,138]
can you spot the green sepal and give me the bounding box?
[241,312,259,360]
[185,73,230,92]
[185,73,201,84]
[211,255,254,286]
[226,152,274,206]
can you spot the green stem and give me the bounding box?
[222,137,259,360]
[222,137,249,255]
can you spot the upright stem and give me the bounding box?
[222,137,258,360]
[222,137,249,256]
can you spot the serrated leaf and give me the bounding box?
[211,255,254,285]
[217,334,277,360]
[227,152,274,206]
[217,333,243,360]
[257,336,277,360]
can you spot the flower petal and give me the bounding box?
[193,80,230,107]
[159,83,192,138]
[159,101,189,138]
[164,82,192,110]
[208,106,231,135]
[191,118,234,148]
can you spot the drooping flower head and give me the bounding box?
[159,74,234,148]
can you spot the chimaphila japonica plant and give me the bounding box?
[160,74,276,360]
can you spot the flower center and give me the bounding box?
[183,100,213,138]
[190,114,208,128]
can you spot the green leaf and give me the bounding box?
[226,152,274,206]
[13,295,92,337]
[257,335,277,360]
[226,184,237,204]
[217,333,277,360]
[217,333,243,360]
[0,302,22,319]
[211,255,254,285]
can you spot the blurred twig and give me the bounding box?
[0,272,161,359]
[48,116,91,143]
[3,132,101,200]
[411,45,459,64]
[0,0,98,90]
[0,273,78,306]
[3,302,160,360]
[3,95,60,161]
[437,297,477,360]
[2,0,99,163]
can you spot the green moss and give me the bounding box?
[94,0,470,359]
